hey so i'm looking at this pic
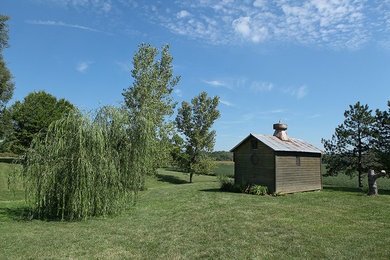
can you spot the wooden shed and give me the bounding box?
[230,122,323,194]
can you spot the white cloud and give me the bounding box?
[204,80,226,87]
[151,0,381,49]
[77,61,92,73]
[250,81,274,92]
[174,89,183,97]
[220,99,234,106]
[233,16,251,37]
[253,0,267,8]
[283,85,308,99]
[177,10,191,19]
[27,20,100,32]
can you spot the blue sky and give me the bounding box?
[2,0,390,151]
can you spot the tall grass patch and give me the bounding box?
[9,107,147,220]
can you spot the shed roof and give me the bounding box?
[230,133,324,154]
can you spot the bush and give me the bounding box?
[218,176,268,196]
[249,185,268,196]
[218,175,234,191]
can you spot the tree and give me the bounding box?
[366,101,390,196]
[5,91,74,154]
[122,43,180,180]
[371,101,390,171]
[0,14,15,138]
[10,106,143,220]
[322,102,374,188]
[176,91,220,183]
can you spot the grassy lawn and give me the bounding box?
[1,163,390,259]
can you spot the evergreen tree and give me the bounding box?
[371,101,390,171]
[322,102,374,188]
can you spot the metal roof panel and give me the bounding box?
[252,134,324,153]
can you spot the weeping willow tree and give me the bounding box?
[10,106,146,220]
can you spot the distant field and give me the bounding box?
[213,161,234,177]
[1,162,390,258]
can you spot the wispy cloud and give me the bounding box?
[308,114,321,119]
[220,99,234,106]
[250,81,274,92]
[32,0,114,13]
[203,80,231,89]
[77,61,92,73]
[283,85,308,99]
[26,20,100,32]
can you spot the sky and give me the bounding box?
[2,0,390,151]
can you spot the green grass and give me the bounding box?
[1,163,390,258]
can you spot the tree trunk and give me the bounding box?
[368,170,387,196]
[358,171,363,188]
[358,126,363,188]
[190,173,193,183]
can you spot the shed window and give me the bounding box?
[296,156,301,166]
[251,140,258,150]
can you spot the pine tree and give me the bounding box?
[322,102,374,187]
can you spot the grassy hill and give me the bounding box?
[1,163,390,258]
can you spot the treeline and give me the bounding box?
[207,151,233,161]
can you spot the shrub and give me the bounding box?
[218,176,268,196]
[249,185,268,196]
[218,175,234,192]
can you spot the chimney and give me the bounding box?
[273,121,290,141]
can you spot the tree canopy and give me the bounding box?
[371,101,390,172]
[122,43,180,180]
[0,14,15,138]
[176,91,220,182]
[4,91,74,154]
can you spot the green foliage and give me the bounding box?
[249,185,268,196]
[0,14,15,138]
[190,154,216,176]
[218,176,268,195]
[208,151,233,161]
[217,174,234,192]
[322,101,374,187]
[9,107,144,220]
[122,43,180,176]
[371,101,390,172]
[3,91,74,154]
[175,91,220,182]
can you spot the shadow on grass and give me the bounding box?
[323,186,390,195]
[200,188,221,193]
[155,173,188,185]
[162,167,186,173]
[0,206,32,222]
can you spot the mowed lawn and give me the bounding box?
[1,163,390,259]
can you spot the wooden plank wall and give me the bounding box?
[234,136,275,192]
[275,152,321,193]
